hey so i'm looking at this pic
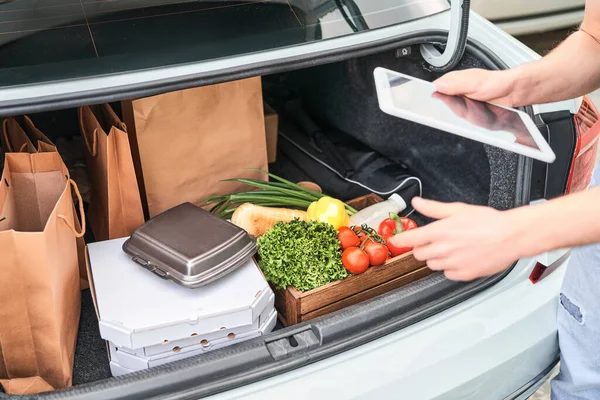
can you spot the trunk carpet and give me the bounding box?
[72,290,112,385]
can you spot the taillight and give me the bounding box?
[529,97,599,284]
[566,96,600,193]
[529,250,571,284]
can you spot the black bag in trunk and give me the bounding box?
[271,101,421,213]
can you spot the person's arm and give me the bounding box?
[512,185,600,255]
[434,0,600,107]
[388,186,600,281]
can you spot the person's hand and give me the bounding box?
[431,91,516,130]
[389,197,524,281]
[434,69,519,107]
[431,91,537,148]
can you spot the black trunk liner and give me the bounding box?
[72,291,111,386]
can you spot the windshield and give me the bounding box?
[0,0,448,87]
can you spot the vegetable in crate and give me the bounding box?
[385,235,413,258]
[341,247,369,275]
[378,213,417,237]
[307,196,349,229]
[338,227,361,250]
[231,203,307,238]
[338,225,387,272]
[257,219,348,292]
[378,213,418,257]
[363,240,388,266]
[206,170,357,219]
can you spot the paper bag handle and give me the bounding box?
[82,127,98,157]
[78,107,98,157]
[2,119,14,153]
[2,119,33,153]
[57,179,86,238]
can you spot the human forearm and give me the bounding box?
[508,30,600,107]
[395,187,600,281]
[511,186,600,258]
[433,0,600,108]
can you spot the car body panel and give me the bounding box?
[204,257,564,400]
[472,0,584,21]
[472,0,584,35]
[496,9,584,36]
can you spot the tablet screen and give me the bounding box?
[384,72,540,150]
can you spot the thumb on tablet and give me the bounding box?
[433,71,474,95]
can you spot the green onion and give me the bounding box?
[203,170,358,216]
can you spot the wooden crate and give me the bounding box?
[274,193,432,326]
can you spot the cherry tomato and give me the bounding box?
[384,234,412,258]
[378,214,417,237]
[341,247,370,274]
[353,227,368,242]
[363,240,389,266]
[338,227,361,250]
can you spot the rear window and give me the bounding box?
[0,0,448,88]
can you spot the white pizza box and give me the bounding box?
[110,361,134,377]
[118,292,275,357]
[86,237,273,349]
[109,308,278,372]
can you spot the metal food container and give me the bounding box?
[122,202,257,288]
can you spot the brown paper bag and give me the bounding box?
[79,104,144,241]
[122,77,269,218]
[2,116,55,153]
[2,117,37,153]
[2,116,89,290]
[0,140,4,174]
[264,103,279,164]
[0,152,83,395]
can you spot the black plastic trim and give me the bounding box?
[0,33,534,400]
[532,111,577,199]
[504,356,559,400]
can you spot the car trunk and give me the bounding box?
[264,49,521,220]
[0,46,529,399]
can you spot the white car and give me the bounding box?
[472,0,585,35]
[0,1,599,399]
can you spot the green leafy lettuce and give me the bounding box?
[257,219,348,292]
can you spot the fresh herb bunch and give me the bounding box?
[257,219,349,292]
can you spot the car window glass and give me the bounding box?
[0,0,449,87]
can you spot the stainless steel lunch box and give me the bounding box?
[122,202,257,288]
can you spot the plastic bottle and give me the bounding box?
[349,193,407,229]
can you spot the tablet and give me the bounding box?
[373,67,556,163]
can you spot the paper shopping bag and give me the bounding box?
[79,104,144,241]
[121,77,269,218]
[0,152,83,394]
[2,117,37,153]
[2,116,89,289]
[2,116,56,153]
